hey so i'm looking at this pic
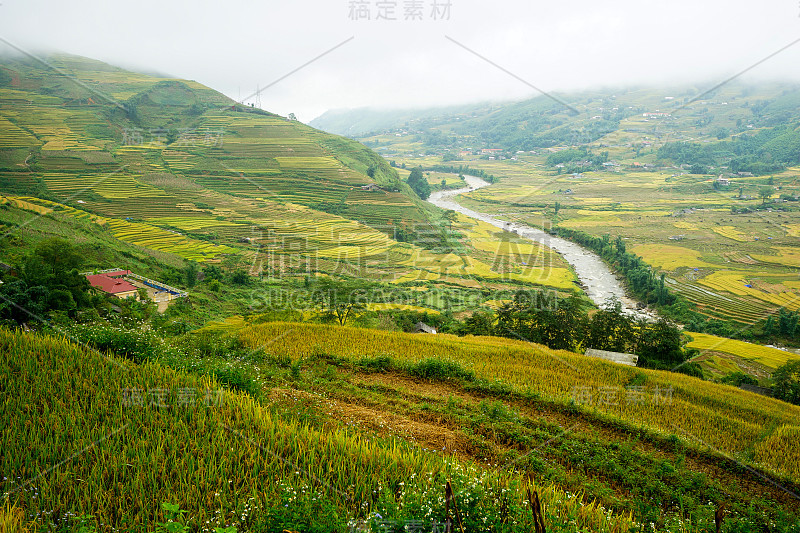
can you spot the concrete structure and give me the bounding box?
[414,322,437,334]
[739,384,772,397]
[584,348,638,366]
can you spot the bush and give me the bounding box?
[675,362,705,380]
[67,323,175,363]
[409,358,474,382]
[720,371,758,387]
[211,366,260,397]
[355,354,394,373]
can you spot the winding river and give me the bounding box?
[428,175,653,319]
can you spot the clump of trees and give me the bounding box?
[0,238,93,324]
[426,165,500,183]
[461,293,692,370]
[763,308,799,340]
[553,230,675,308]
[772,360,800,405]
[407,167,431,200]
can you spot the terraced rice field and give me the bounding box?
[667,278,776,324]
[0,196,52,215]
[697,271,800,311]
[0,114,40,148]
[365,302,441,313]
[1,106,103,151]
[457,216,577,290]
[100,218,236,261]
[630,244,717,270]
[712,225,748,242]
[687,331,800,369]
[751,246,800,267]
[42,173,169,199]
[240,322,800,478]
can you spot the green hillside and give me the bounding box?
[313,83,800,160]
[1,53,587,318]
[0,53,435,228]
[3,323,800,532]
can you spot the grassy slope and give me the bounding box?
[1,327,642,533]
[237,322,800,479]
[5,323,800,531]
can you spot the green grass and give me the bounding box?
[1,326,649,532]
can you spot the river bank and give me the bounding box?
[428,176,655,320]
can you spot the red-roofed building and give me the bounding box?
[86,273,139,299]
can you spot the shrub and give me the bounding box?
[355,354,394,373]
[67,323,174,363]
[675,362,705,380]
[409,358,474,382]
[720,371,758,387]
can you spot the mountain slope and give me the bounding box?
[0,53,435,247]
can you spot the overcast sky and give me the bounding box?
[1,0,799,121]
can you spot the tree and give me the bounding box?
[0,280,49,324]
[462,310,495,336]
[443,209,458,230]
[0,238,92,324]
[689,164,706,175]
[778,308,798,337]
[759,186,774,205]
[495,291,587,352]
[772,360,800,405]
[587,297,634,352]
[407,167,431,200]
[32,237,84,277]
[183,262,198,288]
[763,315,778,338]
[312,278,370,326]
[636,318,687,369]
[287,113,297,121]
[230,269,250,286]
[202,264,223,282]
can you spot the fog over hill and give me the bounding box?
[1,0,800,121]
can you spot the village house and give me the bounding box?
[85,270,139,299]
[84,268,188,311]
